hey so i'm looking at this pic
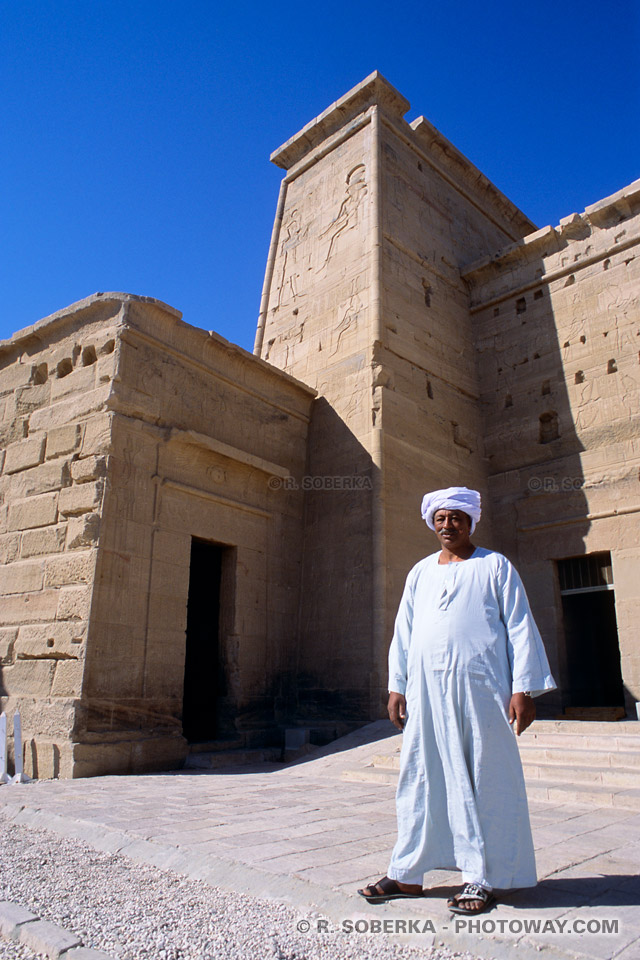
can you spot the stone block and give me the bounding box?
[7,492,58,531]
[2,435,46,474]
[57,585,93,621]
[12,382,51,416]
[0,900,37,939]
[96,352,117,383]
[51,659,85,697]
[19,918,82,958]
[9,459,70,499]
[44,550,96,588]
[22,739,70,779]
[71,455,108,484]
[0,559,44,595]
[0,361,33,395]
[45,423,83,459]
[0,416,28,446]
[15,622,85,659]
[66,513,100,549]
[0,659,55,696]
[80,412,114,456]
[50,361,97,401]
[0,627,17,663]
[0,589,59,624]
[58,480,104,516]
[29,383,112,432]
[20,523,67,558]
[0,532,20,563]
[63,948,115,960]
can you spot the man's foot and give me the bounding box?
[447,883,496,914]
[357,876,423,904]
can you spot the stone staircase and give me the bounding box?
[339,720,640,810]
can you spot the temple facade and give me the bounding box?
[1,73,638,777]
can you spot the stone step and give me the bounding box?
[524,779,640,811]
[184,746,282,769]
[370,745,640,772]
[519,744,640,769]
[522,732,640,751]
[340,763,640,807]
[525,720,640,736]
[524,761,639,788]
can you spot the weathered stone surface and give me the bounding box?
[56,585,93,621]
[2,435,46,474]
[66,513,100,549]
[8,459,70,499]
[0,589,59,624]
[20,522,67,558]
[15,622,85,659]
[71,455,108,484]
[0,627,18,663]
[19,918,82,958]
[58,481,104,516]
[7,492,58,531]
[0,531,20,564]
[0,659,55,696]
[44,550,96,588]
[45,422,84,459]
[51,659,85,697]
[0,559,44,595]
[0,900,37,939]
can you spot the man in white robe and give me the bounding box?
[359,487,556,913]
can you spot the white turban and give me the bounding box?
[421,486,482,534]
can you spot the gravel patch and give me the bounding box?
[0,813,487,960]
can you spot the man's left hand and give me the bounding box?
[509,692,536,736]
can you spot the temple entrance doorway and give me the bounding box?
[182,538,230,742]
[557,552,624,708]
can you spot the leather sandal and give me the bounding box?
[357,876,423,904]
[448,882,496,914]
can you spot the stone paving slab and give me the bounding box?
[0,725,638,960]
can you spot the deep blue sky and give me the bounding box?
[2,1,638,350]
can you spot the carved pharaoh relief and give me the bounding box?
[316,164,368,272]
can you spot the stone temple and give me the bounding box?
[1,73,639,779]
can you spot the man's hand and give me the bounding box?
[509,692,536,736]
[388,692,407,730]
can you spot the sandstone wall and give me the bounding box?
[257,73,537,720]
[1,293,314,777]
[374,109,536,676]
[0,296,120,777]
[465,179,640,711]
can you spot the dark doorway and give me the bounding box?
[182,538,227,742]
[557,553,624,707]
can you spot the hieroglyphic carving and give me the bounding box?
[274,209,306,310]
[330,293,363,356]
[317,164,367,271]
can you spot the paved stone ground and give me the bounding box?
[0,723,638,960]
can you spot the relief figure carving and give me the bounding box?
[317,165,367,271]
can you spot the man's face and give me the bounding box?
[433,509,472,550]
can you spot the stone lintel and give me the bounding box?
[168,427,291,479]
[410,116,537,239]
[270,71,410,170]
[584,177,640,225]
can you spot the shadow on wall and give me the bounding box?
[292,397,377,728]
[472,250,592,717]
